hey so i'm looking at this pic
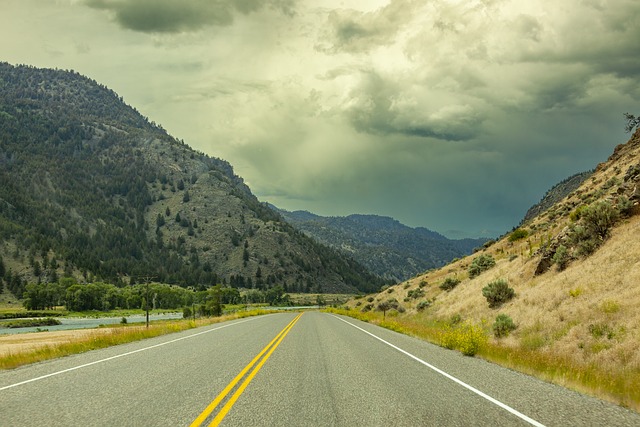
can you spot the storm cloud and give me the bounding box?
[2,0,639,237]
[85,0,296,33]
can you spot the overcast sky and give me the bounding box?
[1,0,639,238]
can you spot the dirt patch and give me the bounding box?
[0,329,114,356]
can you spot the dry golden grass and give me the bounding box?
[0,309,275,370]
[345,130,640,410]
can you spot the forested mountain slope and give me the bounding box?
[275,208,487,281]
[0,63,384,296]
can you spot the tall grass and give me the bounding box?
[0,309,273,370]
[327,307,640,411]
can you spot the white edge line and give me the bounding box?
[0,316,260,392]
[330,314,546,427]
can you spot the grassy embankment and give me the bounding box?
[0,308,275,370]
[325,307,639,411]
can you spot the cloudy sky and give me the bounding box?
[2,0,639,237]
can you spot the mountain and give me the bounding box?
[0,63,385,295]
[520,170,593,224]
[273,207,488,281]
[346,127,640,408]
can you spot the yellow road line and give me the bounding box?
[190,313,303,427]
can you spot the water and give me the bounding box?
[0,312,184,335]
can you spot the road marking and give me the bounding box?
[190,312,303,427]
[0,316,261,392]
[331,314,546,427]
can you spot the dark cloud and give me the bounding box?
[86,0,296,33]
[346,71,483,141]
[321,0,419,53]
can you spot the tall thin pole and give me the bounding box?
[138,275,156,328]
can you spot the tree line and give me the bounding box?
[20,278,291,312]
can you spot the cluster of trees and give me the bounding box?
[20,278,292,312]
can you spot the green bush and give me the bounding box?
[416,300,431,311]
[492,314,516,337]
[617,196,634,217]
[482,279,515,308]
[407,288,425,299]
[508,228,529,242]
[581,200,619,239]
[439,277,461,291]
[552,245,570,270]
[468,254,496,278]
[361,303,373,312]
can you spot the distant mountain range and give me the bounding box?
[272,207,488,281]
[0,63,385,295]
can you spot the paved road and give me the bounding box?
[1,312,639,426]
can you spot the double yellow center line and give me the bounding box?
[190,313,303,427]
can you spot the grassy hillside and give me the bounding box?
[343,128,640,409]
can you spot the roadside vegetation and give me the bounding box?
[0,309,275,369]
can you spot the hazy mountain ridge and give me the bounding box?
[520,170,593,225]
[0,63,384,295]
[274,208,487,281]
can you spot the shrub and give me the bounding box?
[468,254,496,278]
[492,314,516,337]
[570,205,588,222]
[407,288,425,299]
[367,296,374,303]
[552,245,570,270]
[419,280,428,288]
[439,277,461,291]
[508,228,529,242]
[569,224,600,257]
[482,279,515,308]
[377,298,401,318]
[581,200,619,239]
[416,300,431,311]
[617,196,634,217]
[182,306,192,319]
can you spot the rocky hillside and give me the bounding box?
[0,63,384,296]
[275,208,487,281]
[520,171,593,224]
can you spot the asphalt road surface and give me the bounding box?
[1,312,639,426]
